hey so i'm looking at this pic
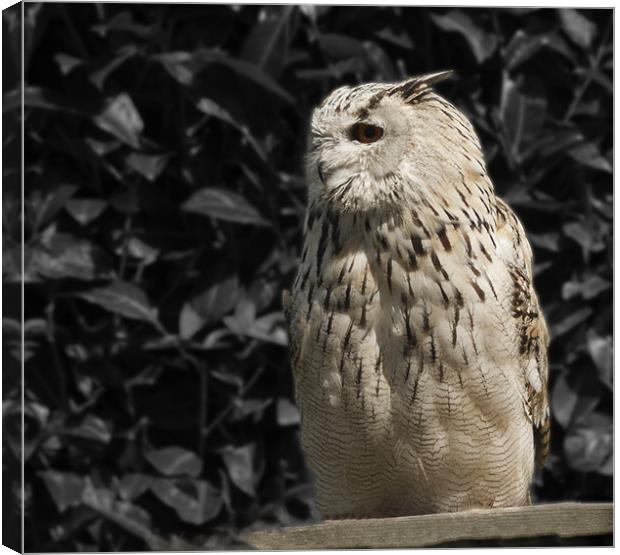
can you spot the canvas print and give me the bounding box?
[2,3,612,551]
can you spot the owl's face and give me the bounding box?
[306,72,484,214]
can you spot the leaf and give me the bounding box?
[223,297,257,336]
[375,28,413,50]
[563,220,606,254]
[551,373,578,428]
[276,398,300,426]
[191,274,239,324]
[125,152,169,182]
[587,331,612,390]
[245,311,288,346]
[66,414,112,443]
[240,6,295,78]
[118,474,154,501]
[90,10,155,38]
[431,10,497,63]
[505,30,574,71]
[154,48,293,104]
[182,188,269,226]
[559,9,596,49]
[93,93,144,149]
[318,33,365,60]
[90,45,139,91]
[145,446,203,477]
[39,471,85,512]
[550,306,593,339]
[221,444,256,496]
[499,74,547,162]
[150,478,222,525]
[65,199,107,225]
[567,142,612,173]
[33,184,77,230]
[78,280,159,323]
[564,412,612,474]
[27,233,113,281]
[196,98,267,161]
[54,53,84,75]
[178,303,205,340]
[119,237,159,264]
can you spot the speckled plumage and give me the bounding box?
[283,73,549,519]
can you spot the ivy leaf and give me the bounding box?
[178,303,205,339]
[221,444,256,497]
[182,188,269,227]
[93,93,144,149]
[559,9,596,49]
[431,11,497,63]
[150,478,222,525]
[65,199,107,226]
[125,152,169,182]
[39,471,85,512]
[78,280,159,323]
[145,446,203,478]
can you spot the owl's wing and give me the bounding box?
[496,198,550,467]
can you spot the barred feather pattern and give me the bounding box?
[284,75,549,519]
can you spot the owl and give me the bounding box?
[283,71,549,519]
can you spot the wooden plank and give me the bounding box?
[244,502,613,549]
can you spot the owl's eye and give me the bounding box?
[351,123,384,144]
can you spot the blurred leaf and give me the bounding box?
[559,9,596,49]
[154,49,293,104]
[145,446,202,478]
[564,412,612,474]
[196,97,267,161]
[221,444,256,496]
[563,220,607,254]
[182,187,269,226]
[431,10,497,63]
[178,303,205,339]
[33,184,77,230]
[118,473,154,501]
[54,53,84,75]
[119,237,159,264]
[551,373,578,428]
[550,306,593,338]
[150,478,222,525]
[93,93,144,149]
[91,10,155,38]
[587,331,612,390]
[500,74,546,162]
[27,233,113,281]
[66,414,112,443]
[90,45,139,91]
[318,33,365,60]
[39,471,85,512]
[505,30,574,70]
[241,6,295,78]
[245,311,287,346]
[191,274,239,324]
[223,297,257,336]
[125,152,169,182]
[78,280,159,323]
[375,28,413,50]
[276,398,300,426]
[65,199,107,226]
[567,142,612,173]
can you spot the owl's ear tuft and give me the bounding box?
[391,70,454,102]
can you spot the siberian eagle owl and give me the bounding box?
[283,72,549,519]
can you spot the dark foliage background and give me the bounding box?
[2,4,612,551]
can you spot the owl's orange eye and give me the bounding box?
[351,123,384,144]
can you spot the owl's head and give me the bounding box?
[306,71,486,214]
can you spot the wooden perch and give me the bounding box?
[244,502,613,549]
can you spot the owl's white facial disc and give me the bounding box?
[306,83,413,213]
[304,72,485,217]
